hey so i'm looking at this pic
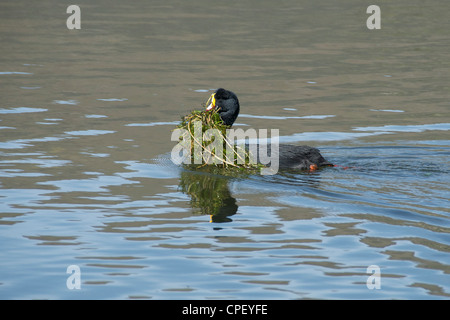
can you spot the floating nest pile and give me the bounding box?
[176,108,262,171]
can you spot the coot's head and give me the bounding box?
[205,88,240,126]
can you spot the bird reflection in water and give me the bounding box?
[179,167,239,223]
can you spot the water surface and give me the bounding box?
[0,0,449,299]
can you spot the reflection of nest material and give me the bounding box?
[177,108,261,170]
[179,170,238,222]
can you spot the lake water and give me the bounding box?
[0,0,449,299]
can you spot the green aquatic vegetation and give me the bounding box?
[179,170,231,217]
[176,108,263,171]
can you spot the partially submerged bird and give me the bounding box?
[205,88,333,171]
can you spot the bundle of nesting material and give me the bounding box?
[176,108,260,171]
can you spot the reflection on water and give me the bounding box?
[179,169,238,223]
[1,0,450,299]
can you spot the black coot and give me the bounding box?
[205,88,333,170]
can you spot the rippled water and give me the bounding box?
[1,0,449,299]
